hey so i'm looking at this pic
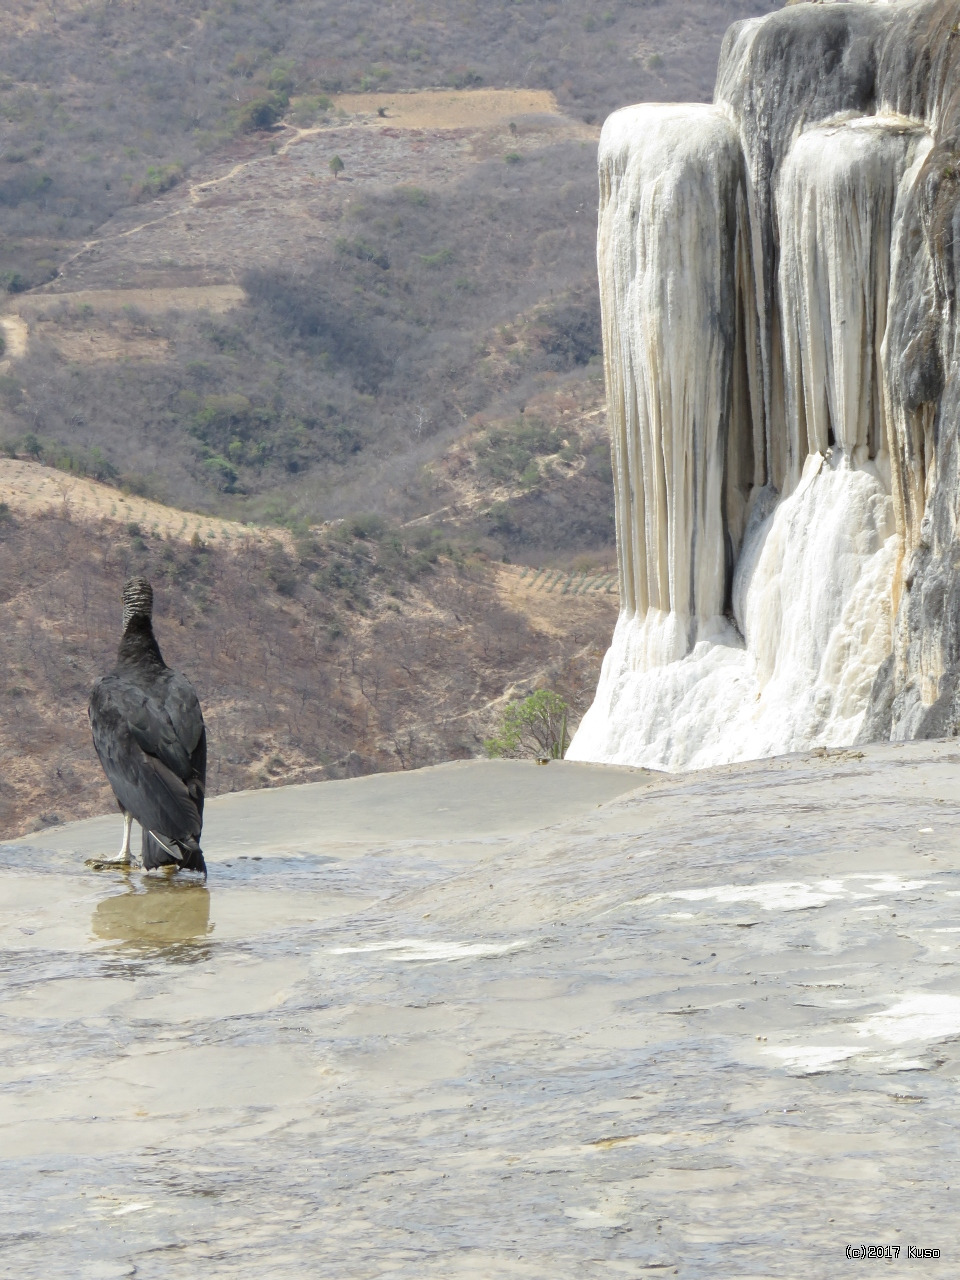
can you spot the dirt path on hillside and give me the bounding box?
[10,86,588,318]
[0,315,28,366]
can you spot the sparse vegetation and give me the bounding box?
[133,164,183,202]
[484,689,570,759]
[0,504,612,837]
[475,418,567,487]
[287,93,333,125]
[0,0,773,827]
[6,143,604,546]
[0,0,778,310]
[0,0,776,546]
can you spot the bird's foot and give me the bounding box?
[85,855,139,872]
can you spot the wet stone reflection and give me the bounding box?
[91,879,212,950]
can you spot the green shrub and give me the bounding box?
[420,247,453,268]
[203,454,240,492]
[267,64,297,97]
[238,92,287,133]
[134,164,182,201]
[21,431,42,459]
[86,446,117,482]
[484,690,569,760]
[486,501,517,537]
[519,460,540,489]
[44,441,119,481]
[475,417,565,486]
[335,236,389,269]
[288,94,332,125]
[348,512,386,540]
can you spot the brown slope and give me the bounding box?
[0,476,617,840]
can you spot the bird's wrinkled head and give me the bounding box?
[121,576,154,629]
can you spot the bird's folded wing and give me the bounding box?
[126,691,194,779]
[137,753,202,838]
[90,676,203,837]
[162,672,206,758]
[163,674,207,814]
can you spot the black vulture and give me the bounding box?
[88,577,207,876]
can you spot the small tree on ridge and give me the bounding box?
[484,689,569,760]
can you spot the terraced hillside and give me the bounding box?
[0,0,778,546]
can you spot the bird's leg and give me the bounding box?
[86,812,137,871]
[118,810,133,861]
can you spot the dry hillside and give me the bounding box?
[0,0,779,832]
[0,464,617,839]
[0,0,779,543]
[1,90,609,546]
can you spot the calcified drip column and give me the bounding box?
[569,0,944,771]
[778,118,931,488]
[600,105,740,665]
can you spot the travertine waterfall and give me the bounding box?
[570,0,960,769]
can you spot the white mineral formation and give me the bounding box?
[571,0,955,769]
[597,104,740,637]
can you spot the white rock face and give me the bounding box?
[778,115,932,487]
[571,452,898,768]
[570,5,945,770]
[597,104,740,632]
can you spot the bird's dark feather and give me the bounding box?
[89,614,206,875]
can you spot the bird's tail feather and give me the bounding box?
[142,829,207,877]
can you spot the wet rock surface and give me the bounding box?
[1,751,959,1276]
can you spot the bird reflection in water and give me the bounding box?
[92,879,212,954]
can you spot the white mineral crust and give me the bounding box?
[570,93,932,769]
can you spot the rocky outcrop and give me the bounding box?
[570,0,960,769]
